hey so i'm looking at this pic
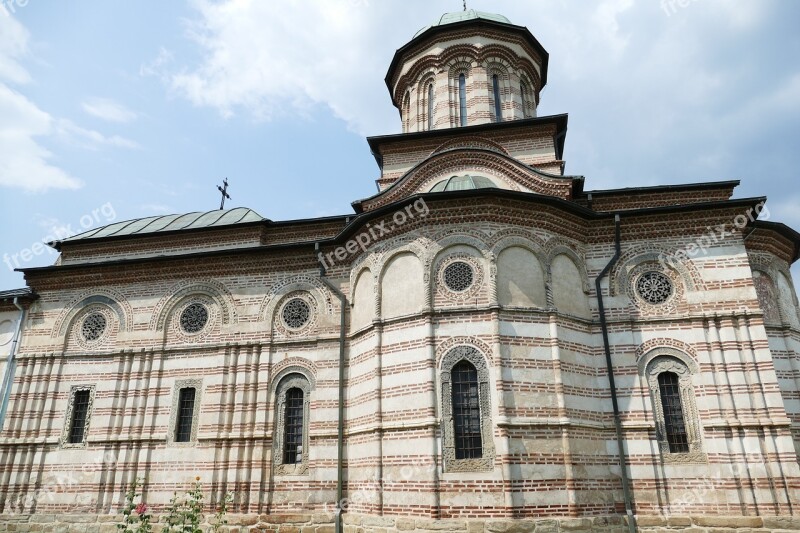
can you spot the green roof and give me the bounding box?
[58,207,264,244]
[414,10,512,38]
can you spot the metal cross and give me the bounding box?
[217,178,231,210]
[463,0,467,10]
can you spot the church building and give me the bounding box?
[2,8,800,533]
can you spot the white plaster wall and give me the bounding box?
[351,269,375,331]
[497,246,546,307]
[381,253,425,319]
[551,254,589,319]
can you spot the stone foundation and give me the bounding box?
[2,514,800,533]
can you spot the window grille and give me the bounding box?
[175,387,196,443]
[283,387,304,464]
[81,313,107,341]
[68,390,91,444]
[451,361,482,459]
[444,261,474,292]
[658,372,689,453]
[180,303,208,333]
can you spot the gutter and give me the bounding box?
[594,214,636,533]
[316,244,347,533]
[0,298,26,432]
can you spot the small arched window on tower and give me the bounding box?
[402,91,411,133]
[492,74,502,122]
[520,80,529,118]
[657,372,689,453]
[427,82,435,130]
[458,73,468,127]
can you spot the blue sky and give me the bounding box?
[0,0,799,292]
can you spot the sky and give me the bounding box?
[0,0,799,292]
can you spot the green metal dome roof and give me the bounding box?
[429,175,499,193]
[57,207,264,244]
[414,9,512,38]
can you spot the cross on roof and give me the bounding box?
[217,178,231,210]
[463,0,467,11]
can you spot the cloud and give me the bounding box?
[0,83,82,192]
[0,15,142,193]
[0,16,82,193]
[81,97,138,123]
[139,46,173,79]
[167,0,395,135]
[158,0,797,229]
[56,119,140,150]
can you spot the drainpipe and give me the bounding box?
[595,215,636,533]
[0,298,26,432]
[316,244,347,533]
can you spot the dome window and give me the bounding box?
[429,175,498,193]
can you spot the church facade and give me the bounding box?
[2,9,800,533]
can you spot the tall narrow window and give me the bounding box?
[492,74,502,122]
[175,387,196,443]
[458,73,467,127]
[520,81,529,118]
[658,372,689,453]
[427,83,435,130]
[402,92,410,132]
[68,390,91,444]
[451,360,482,459]
[283,387,304,464]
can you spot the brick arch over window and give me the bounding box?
[53,291,132,338]
[259,276,336,332]
[610,247,704,297]
[439,344,495,472]
[391,42,543,108]
[431,136,510,157]
[360,149,574,212]
[639,349,705,463]
[270,368,314,476]
[417,71,437,131]
[151,280,236,331]
[485,59,512,123]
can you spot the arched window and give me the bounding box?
[441,345,495,472]
[402,91,411,133]
[452,360,482,459]
[283,387,305,463]
[492,74,502,122]
[273,372,312,475]
[427,82,435,130]
[657,372,689,453]
[643,352,704,461]
[458,73,467,127]
[520,80,529,118]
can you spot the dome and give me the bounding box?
[429,175,499,193]
[413,9,512,38]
